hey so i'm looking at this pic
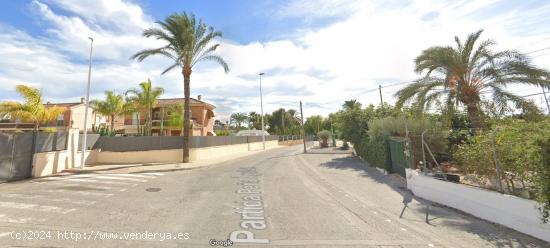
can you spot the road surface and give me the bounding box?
[0,145,548,247]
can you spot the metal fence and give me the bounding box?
[0,132,34,182]
[87,135,280,152]
[0,130,68,182]
[78,134,101,150]
[279,135,301,141]
[35,131,69,152]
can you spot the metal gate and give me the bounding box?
[387,137,412,177]
[0,132,35,183]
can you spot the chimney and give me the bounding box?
[197,95,202,101]
[81,97,85,103]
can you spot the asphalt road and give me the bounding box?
[0,145,548,248]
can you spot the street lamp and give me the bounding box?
[80,37,94,169]
[259,72,265,150]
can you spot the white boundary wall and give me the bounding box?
[32,139,279,177]
[406,169,550,242]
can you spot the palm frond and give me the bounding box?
[130,47,175,62]
[192,44,220,66]
[196,54,230,73]
[461,29,484,63]
[161,62,181,75]
[490,85,534,113]
[132,12,229,75]
[394,78,445,109]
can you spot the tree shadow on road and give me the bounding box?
[305,146,353,154]
[316,155,549,247]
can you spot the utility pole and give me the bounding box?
[491,130,504,192]
[330,118,336,147]
[80,37,93,169]
[300,101,306,153]
[378,85,383,106]
[543,86,550,116]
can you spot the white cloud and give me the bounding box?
[273,0,361,20]
[1,0,550,121]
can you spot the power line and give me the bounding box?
[514,36,550,50]
[317,79,416,106]
[526,46,550,54]
[522,92,546,98]
[532,51,550,58]
[320,87,379,105]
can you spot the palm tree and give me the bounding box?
[230,112,248,130]
[343,99,362,111]
[131,12,229,162]
[0,85,64,129]
[286,109,301,123]
[90,91,132,133]
[248,111,260,129]
[125,79,164,136]
[166,103,185,134]
[395,29,550,129]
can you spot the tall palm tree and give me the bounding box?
[395,29,550,129]
[131,12,229,162]
[125,79,164,136]
[230,112,248,130]
[90,91,132,133]
[0,85,64,129]
[343,99,362,111]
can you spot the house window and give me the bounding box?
[56,114,64,126]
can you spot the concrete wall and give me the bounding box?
[32,128,84,177]
[406,169,550,242]
[32,139,279,176]
[69,104,96,132]
[92,140,279,164]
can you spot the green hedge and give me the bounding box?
[354,136,389,169]
[539,138,550,222]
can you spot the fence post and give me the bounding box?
[421,130,427,171]
[491,130,504,192]
[25,129,38,177]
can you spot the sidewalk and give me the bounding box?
[62,145,287,175]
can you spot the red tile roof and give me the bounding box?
[157,98,215,109]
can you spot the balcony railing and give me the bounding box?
[0,123,36,130]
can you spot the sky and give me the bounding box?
[1,0,550,121]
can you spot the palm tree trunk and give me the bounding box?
[466,102,483,131]
[110,115,115,133]
[182,66,192,163]
[148,107,152,136]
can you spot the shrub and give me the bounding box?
[453,119,550,222]
[92,124,116,136]
[41,127,58,133]
[367,116,449,167]
[215,130,230,136]
[318,130,331,147]
[538,138,550,223]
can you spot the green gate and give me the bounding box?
[387,137,412,177]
